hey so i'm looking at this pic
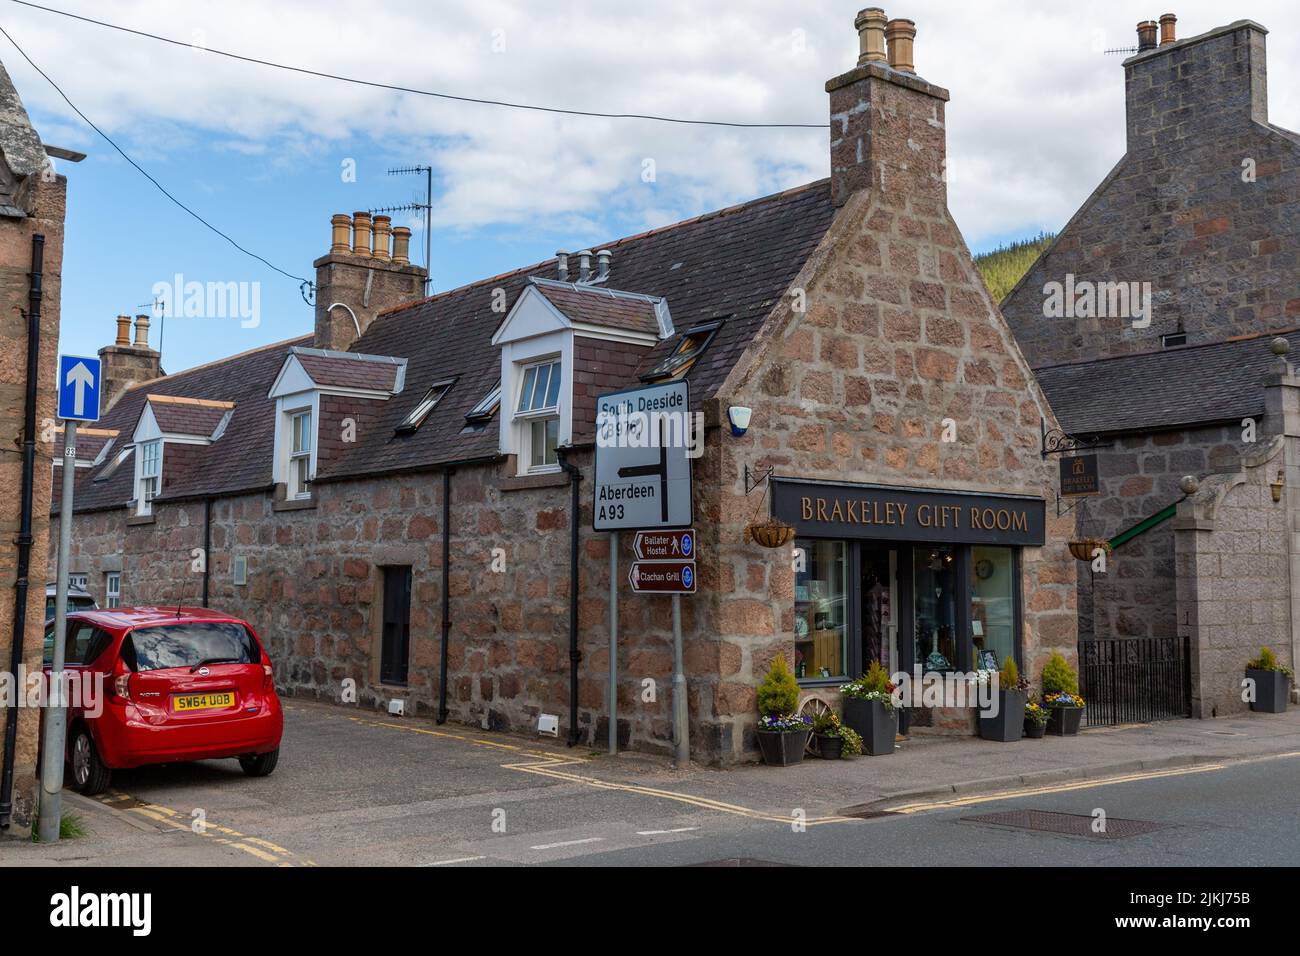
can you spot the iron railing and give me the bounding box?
[1079,636,1191,727]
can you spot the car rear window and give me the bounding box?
[121,622,258,673]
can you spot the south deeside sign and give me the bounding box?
[771,478,1045,547]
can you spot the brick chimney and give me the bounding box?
[313,212,427,351]
[826,8,950,208]
[1125,18,1269,153]
[98,313,162,412]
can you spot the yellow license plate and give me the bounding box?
[173,691,235,712]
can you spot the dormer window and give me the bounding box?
[516,359,561,471]
[288,408,313,499]
[136,439,161,515]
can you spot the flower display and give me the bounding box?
[758,714,813,734]
[1043,691,1085,708]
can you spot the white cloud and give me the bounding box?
[5,0,1299,246]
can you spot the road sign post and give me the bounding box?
[40,356,101,842]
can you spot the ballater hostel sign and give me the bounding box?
[771,478,1045,547]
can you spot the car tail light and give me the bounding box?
[111,662,131,702]
[263,663,273,691]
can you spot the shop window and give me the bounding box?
[913,546,959,673]
[971,547,1015,671]
[794,538,848,681]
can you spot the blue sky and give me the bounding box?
[10,1,1300,374]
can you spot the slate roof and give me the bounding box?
[531,280,664,337]
[59,336,310,514]
[147,396,233,438]
[62,178,835,510]
[320,179,835,481]
[293,349,404,391]
[1035,329,1300,436]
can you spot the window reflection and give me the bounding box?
[794,538,847,680]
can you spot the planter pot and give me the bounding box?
[1024,721,1047,739]
[979,688,1027,742]
[841,697,897,756]
[816,734,844,760]
[756,729,811,766]
[1247,669,1291,713]
[1046,705,1084,736]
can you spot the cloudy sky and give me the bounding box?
[8,0,1299,372]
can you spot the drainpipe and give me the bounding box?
[1,235,45,829]
[437,468,452,724]
[557,449,582,746]
[201,498,212,608]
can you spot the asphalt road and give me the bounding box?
[10,699,1300,868]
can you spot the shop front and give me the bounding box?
[772,477,1047,733]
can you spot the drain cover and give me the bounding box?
[961,809,1168,840]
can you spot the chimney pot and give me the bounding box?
[371,215,392,261]
[1136,20,1158,52]
[330,214,351,255]
[132,313,150,349]
[391,226,412,265]
[855,7,888,64]
[114,314,131,347]
[351,211,372,257]
[1159,13,1177,46]
[596,249,611,281]
[556,250,569,281]
[577,249,592,283]
[885,18,917,73]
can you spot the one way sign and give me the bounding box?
[57,355,102,422]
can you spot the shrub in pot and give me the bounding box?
[811,711,845,760]
[1245,646,1293,713]
[755,657,811,766]
[839,661,897,756]
[1041,652,1085,735]
[1023,699,1049,739]
[979,656,1027,742]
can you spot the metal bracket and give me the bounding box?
[1055,493,1087,518]
[1040,417,1109,459]
[744,464,773,495]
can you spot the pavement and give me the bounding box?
[2,699,1299,866]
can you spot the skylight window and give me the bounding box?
[396,379,455,434]
[642,320,721,382]
[464,382,502,424]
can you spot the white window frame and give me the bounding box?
[397,379,455,434]
[105,572,121,609]
[136,439,162,516]
[288,407,313,499]
[513,358,562,474]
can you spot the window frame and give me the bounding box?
[136,439,162,515]
[105,572,121,609]
[513,358,562,474]
[397,379,456,434]
[287,407,313,499]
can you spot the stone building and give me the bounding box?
[1000,16,1300,715]
[0,60,67,831]
[53,10,1077,763]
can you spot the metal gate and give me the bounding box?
[1078,636,1191,727]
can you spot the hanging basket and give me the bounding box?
[1068,539,1111,562]
[746,518,796,549]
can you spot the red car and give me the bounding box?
[43,607,283,795]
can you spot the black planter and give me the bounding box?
[1046,705,1083,736]
[756,729,811,766]
[816,734,844,760]
[979,688,1027,742]
[1247,669,1290,713]
[1024,721,1047,739]
[841,697,896,756]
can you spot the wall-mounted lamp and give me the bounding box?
[1271,470,1285,503]
[728,406,752,437]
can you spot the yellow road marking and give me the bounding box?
[99,789,312,866]
[884,763,1227,814]
[314,705,857,826]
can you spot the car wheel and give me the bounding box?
[239,748,279,777]
[71,728,111,796]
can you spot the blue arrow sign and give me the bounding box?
[57,355,102,422]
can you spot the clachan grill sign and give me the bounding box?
[593,381,693,530]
